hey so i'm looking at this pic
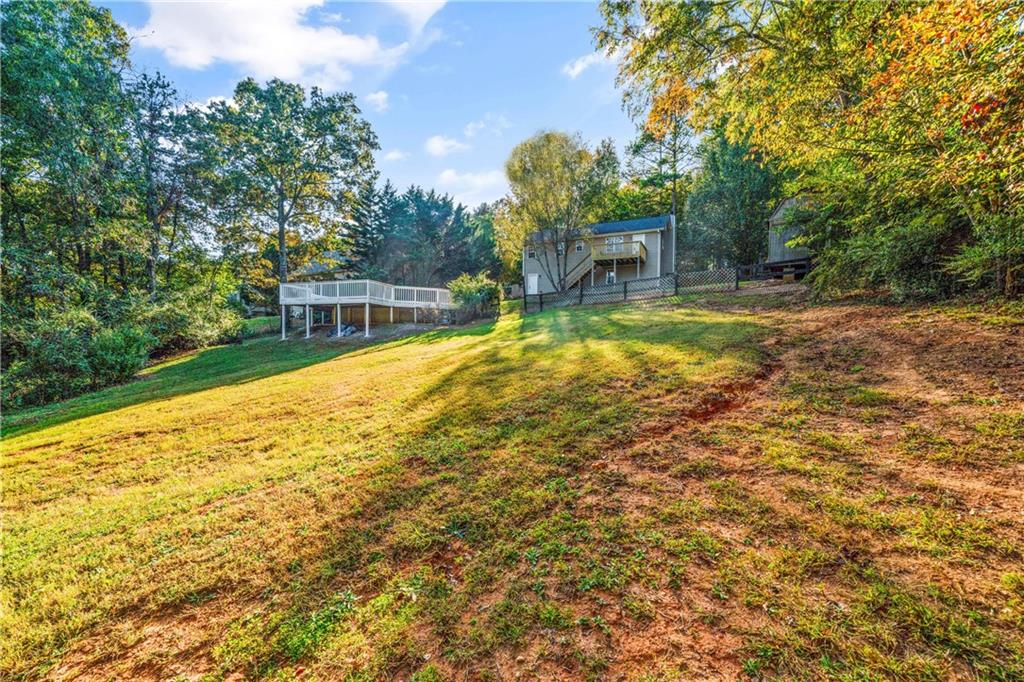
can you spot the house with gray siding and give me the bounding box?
[522,214,676,295]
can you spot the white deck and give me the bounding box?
[279,279,453,340]
[279,279,453,309]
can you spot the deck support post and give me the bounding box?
[389,306,393,324]
[637,257,640,279]
[590,267,594,287]
[304,305,310,339]
[281,305,287,340]
[364,302,370,338]
[336,303,341,336]
[413,307,418,324]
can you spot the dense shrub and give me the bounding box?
[132,288,243,355]
[88,325,155,386]
[2,290,243,409]
[448,273,500,323]
[801,192,973,301]
[1,308,155,408]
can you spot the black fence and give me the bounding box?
[523,268,737,314]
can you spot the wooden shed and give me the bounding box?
[768,197,811,264]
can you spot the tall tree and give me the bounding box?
[625,117,692,221]
[502,131,619,291]
[464,203,502,281]
[126,72,182,299]
[685,131,784,267]
[1,0,134,307]
[202,78,378,284]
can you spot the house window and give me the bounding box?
[575,240,584,252]
[605,235,624,244]
[526,248,536,259]
[556,242,566,255]
[606,271,616,285]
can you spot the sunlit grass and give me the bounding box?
[1,302,763,679]
[3,299,1022,680]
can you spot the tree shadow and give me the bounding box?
[3,299,778,679]
[407,303,771,422]
[1,337,360,439]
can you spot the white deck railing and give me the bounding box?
[279,279,453,309]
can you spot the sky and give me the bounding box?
[99,0,637,208]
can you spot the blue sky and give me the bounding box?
[100,1,636,207]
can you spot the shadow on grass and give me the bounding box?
[227,303,775,674]
[1,336,357,439]
[1,302,760,441]
[410,303,770,417]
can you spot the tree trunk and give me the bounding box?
[147,216,159,301]
[118,253,127,292]
[164,201,179,285]
[277,198,288,284]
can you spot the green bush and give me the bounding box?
[133,288,243,354]
[1,308,154,409]
[448,273,500,323]
[1,289,241,409]
[88,325,154,387]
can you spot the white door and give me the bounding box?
[526,273,539,295]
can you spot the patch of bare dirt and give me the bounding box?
[48,596,252,682]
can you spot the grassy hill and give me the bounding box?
[3,295,1023,680]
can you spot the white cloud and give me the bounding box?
[175,95,231,115]
[385,1,446,35]
[132,0,409,91]
[463,113,511,138]
[437,168,507,206]
[562,49,620,79]
[365,90,389,112]
[424,134,469,157]
[382,149,408,162]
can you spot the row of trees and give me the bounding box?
[349,182,499,287]
[0,0,498,407]
[598,0,1023,298]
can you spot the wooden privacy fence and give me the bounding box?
[523,268,737,314]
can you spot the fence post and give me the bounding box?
[579,283,584,305]
[674,272,679,296]
[734,266,740,290]
[539,293,544,312]
[623,280,628,301]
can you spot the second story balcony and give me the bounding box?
[592,241,646,263]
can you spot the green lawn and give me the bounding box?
[3,299,1022,680]
[241,315,281,338]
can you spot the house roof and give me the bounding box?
[525,214,674,246]
[588,214,673,235]
[769,193,813,224]
[292,250,355,280]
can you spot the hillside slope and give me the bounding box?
[3,295,1023,680]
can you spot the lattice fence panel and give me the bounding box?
[676,267,736,293]
[524,268,737,314]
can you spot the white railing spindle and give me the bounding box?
[279,279,453,309]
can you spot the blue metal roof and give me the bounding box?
[588,214,673,235]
